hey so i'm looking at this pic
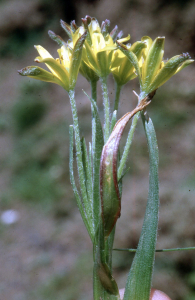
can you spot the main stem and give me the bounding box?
[101,76,110,142]
[91,80,97,102]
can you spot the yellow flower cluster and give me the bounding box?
[18,16,194,94]
[117,35,194,96]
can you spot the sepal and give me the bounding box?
[60,19,72,39]
[48,30,65,47]
[69,30,87,89]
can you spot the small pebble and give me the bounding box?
[1,210,20,225]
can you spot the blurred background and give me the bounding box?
[0,0,195,299]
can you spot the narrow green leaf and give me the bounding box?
[83,89,104,232]
[81,137,88,182]
[124,116,159,300]
[81,137,93,212]
[68,90,94,238]
[69,126,93,240]
[88,141,93,199]
[118,112,140,181]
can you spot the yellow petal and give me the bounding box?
[18,66,66,89]
[142,37,165,90]
[141,36,153,60]
[175,59,194,74]
[35,45,58,76]
[35,45,53,59]
[35,56,69,90]
[117,34,130,44]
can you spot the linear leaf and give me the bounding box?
[81,137,93,212]
[69,126,93,240]
[83,90,104,232]
[123,116,159,300]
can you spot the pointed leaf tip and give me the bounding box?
[48,30,65,47]
[18,66,41,76]
[60,19,72,39]
[69,30,87,89]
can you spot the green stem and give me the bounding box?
[90,80,103,232]
[91,80,97,102]
[105,227,115,269]
[68,89,94,238]
[114,82,122,112]
[93,223,119,300]
[118,111,140,180]
[101,76,110,142]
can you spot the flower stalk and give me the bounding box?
[113,82,122,112]
[101,76,111,142]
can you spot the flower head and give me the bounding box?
[60,18,99,83]
[80,16,130,78]
[117,36,194,96]
[111,41,146,86]
[18,27,87,92]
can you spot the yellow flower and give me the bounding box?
[18,28,87,92]
[60,17,130,80]
[117,36,194,96]
[61,18,99,83]
[111,41,146,86]
[81,16,130,78]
